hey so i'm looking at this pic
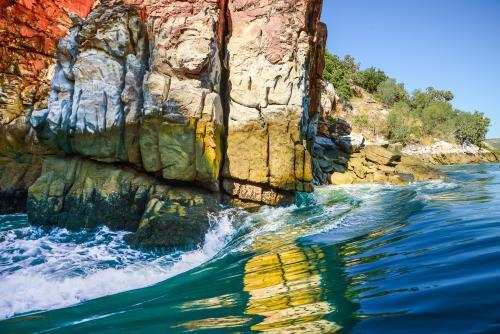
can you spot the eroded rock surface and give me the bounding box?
[223,0,326,204]
[31,1,225,192]
[28,156,220,250]
[2,0,328,248]
[0,0,96,211]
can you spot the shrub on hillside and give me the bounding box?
[323,51,359,100]
[454,111,490,146]
[376,78,408,106]
[351,113,369,130]
[355,67,388,93]
[385,103,413,143]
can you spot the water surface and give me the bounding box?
[1,164,499,333]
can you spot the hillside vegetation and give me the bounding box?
[486,138,500,149]
[323,51,491,147]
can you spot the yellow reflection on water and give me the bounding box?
[174,224,341,333]
[177,293,240,311]
[171,316,253,332]
[244,234,340,333]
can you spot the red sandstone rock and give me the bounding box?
[2,0,328,205]
[0,0,95,153]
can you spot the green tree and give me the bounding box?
[419,100,454,136]
[426,87,454,102]
[386,109,412,143]
[323,51,359,100]
[355,67,388,93]
[454,111,490,146]
[376,78,408,106]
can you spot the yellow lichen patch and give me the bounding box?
[168,203,187,217]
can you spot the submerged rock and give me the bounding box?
[28,157,220,250]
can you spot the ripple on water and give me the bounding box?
[1,164,499,334]
[0,209,238,320]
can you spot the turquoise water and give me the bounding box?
[0,164,499,333]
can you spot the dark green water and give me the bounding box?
[1,164,499,333]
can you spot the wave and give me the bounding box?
[0,209,237,320]
[0,179,459,320]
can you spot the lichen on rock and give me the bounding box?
[223,0,326,204]
[28,156,220,250]
[2,0,329,249]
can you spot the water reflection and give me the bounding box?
[243,234,341,333]
[172,316,253,332]
[172,198,362,333]
[176,293,241,312]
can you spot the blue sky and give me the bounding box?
[321,0,500,138]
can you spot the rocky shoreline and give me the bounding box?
[1,0,325,249]
[403,141,498,165]
[0,0,497,250]
[313,134,444,186]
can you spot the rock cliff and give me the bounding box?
[0,0,95,212]
[222,0,326,204]
[0,0,326,248]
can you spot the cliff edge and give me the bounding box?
[0,0,326,248]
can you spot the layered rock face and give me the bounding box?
[29,0,326,203]
[0,0,96,211]
[223,0,326,204]
[31,2,225,191]
[0,0,327,248]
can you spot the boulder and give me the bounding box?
[334,132,365,154]
[328,118,352,137]
[364,145,401,166]
[330,172,356,185]
[28,156,220,249]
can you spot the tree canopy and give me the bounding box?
[323,51,491,146]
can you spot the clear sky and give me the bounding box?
[321,0,500,138]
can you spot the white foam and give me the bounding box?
[0,209,237,320]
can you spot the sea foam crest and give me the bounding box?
[0,209,237,320]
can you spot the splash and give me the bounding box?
[0,209,237,320]
[0,180,455,320]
